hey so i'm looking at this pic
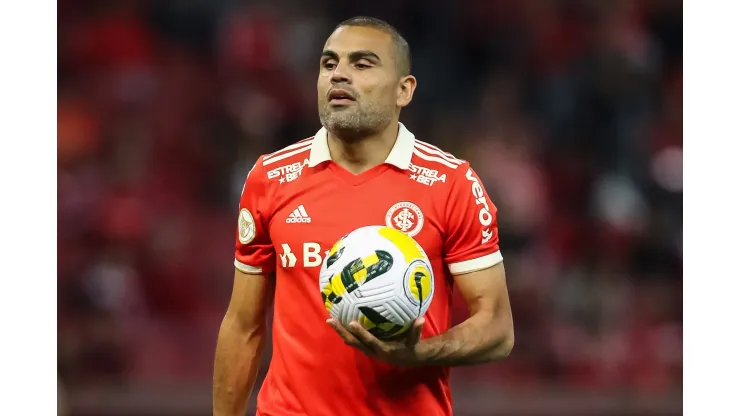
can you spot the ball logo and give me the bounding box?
[403,259,433,307]
[385,201,424,237]
[238,208,256,244]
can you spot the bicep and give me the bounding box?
[453,262,511,318]
[225,268,275,331]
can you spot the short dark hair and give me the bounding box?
[335,16,411,76]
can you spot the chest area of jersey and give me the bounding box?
[268,173,444,270]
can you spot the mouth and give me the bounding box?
[328,89,356,105]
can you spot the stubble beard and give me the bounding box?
[319,100,395,142]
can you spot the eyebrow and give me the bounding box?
[321,49,382,63]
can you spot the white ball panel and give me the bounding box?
[356,284,396,298]
[385,296,418,322]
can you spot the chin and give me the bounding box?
[326,120,361,134]
[319,106,392,141]
[321,110,354,128]
[323,119,370,141]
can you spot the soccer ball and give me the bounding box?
[319,225,434,340]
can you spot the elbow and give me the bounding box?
[484,322,515,362]
[497,330,515,359]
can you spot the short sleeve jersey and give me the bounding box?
[235,123,503,416]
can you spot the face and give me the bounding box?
[317,26,415,140]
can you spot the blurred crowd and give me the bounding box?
[58,0,682,397]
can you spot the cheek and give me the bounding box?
[317,73,332,88]
[360,87,394,107]
[358,80,388,100]
[382,84,400,105]
[317,78,329,100]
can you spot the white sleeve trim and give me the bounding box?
[448,251,503,275]
[234,259,263,274]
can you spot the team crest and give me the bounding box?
[385,201,424,237]
[238,208,256,244]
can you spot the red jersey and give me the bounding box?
[235,123,503,416]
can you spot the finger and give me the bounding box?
[327,319,373,354]
[326,319,358,344]
[348,321,385,352]
[405,317,425,348]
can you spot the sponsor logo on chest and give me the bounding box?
[267,158,309,184]
[409,163,447,187]
[278,242,328,268]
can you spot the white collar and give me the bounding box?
[308,122,415,170]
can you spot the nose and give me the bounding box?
[330,61,351,84]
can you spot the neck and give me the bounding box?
[327,121,399,174]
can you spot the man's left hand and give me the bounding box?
[327,317,426,367]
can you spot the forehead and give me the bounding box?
[324,26,395,59]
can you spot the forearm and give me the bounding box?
[213,315,266,416]
[417,312,514,367]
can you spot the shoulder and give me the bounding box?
[409,139,472,186]
[251,137,315,184]
[411,139,469,172]
[262,137,314,167]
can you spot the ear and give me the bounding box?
[396,75,417,108]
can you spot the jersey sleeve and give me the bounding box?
[443,164,503,275]
[234,156,276,275]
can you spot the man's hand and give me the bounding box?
[327,317,426,366]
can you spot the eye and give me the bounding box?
[355,62,372,69]
[322,60,337,70]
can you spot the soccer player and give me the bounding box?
[214,16,514,416]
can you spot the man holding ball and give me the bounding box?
[214,16,514,416]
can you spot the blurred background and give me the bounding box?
[57,0,682,414]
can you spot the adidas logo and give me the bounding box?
[286,205,312,223]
